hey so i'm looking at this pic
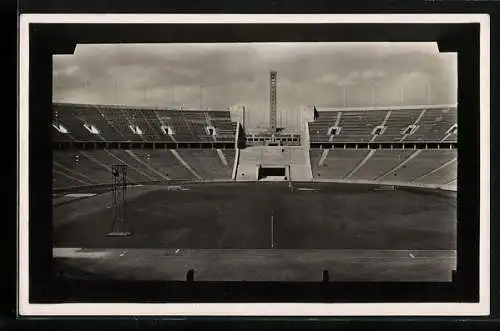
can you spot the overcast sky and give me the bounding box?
[53,42,457,129]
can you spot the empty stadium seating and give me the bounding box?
[52,148,237,190]
[131,149,194,181]
[175,149,235,180]
[373,109,422,143]
[309,148,457,187]
[52,102,457,190]
[312,149,369,179]
[335,111,388,143]
[309,107,457,143]
[413,158,457,185]
[390,149,457,182]
[53,150,110,184]
[52,168,90,189]
[52,103,237,143]
[349,149,416,181]
[405,108,456,142]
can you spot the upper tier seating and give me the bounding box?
[52,103,237,143]
[309,107,457,143]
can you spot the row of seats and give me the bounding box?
[52,103,237,143]
[52,148,236,189]
[310,148,457,186]
[54,147,456,189]
[309,107,457,143]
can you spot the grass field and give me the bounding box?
[53,182,457,281]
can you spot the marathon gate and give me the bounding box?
[257,165,290,181]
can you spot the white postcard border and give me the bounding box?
[18,13,490,316]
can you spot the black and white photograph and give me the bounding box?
[51,42,458,282]
[18,14,490,317]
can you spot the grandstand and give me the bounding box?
[310,148,456,187]
[52,102,457,191]
[52,103,237,143]
[308,105,457,144]
[52,103,240,190]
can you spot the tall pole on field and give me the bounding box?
[107,164,132,237]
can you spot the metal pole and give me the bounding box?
[427,79,432,105]
[172,86,176,107]
[114,80,117,104]
[371,84,375,107]
[199,84,203,109]
[343,86,347,107]
[400,84,405,105]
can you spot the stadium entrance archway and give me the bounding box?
[258,165,289,181]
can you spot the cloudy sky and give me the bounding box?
[53,42,457,129]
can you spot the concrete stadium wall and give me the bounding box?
[53,178,456,197]
[231,121,241,180]
[232,148,240,180]
[302,122,314,180]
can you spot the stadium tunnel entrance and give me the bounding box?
[258,165,289,181]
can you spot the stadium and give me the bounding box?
[52,48,457,282]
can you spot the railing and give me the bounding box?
[52,141,237,150]
[309,142,457,150]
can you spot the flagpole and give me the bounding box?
[199,84,203,109]
[114,79,117,104]
[172,86,176,107]
[400,84,404,106]
[371,84,375,107]
[343,86,347,107]
[284,109,287,129]
[427,79,432,105]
